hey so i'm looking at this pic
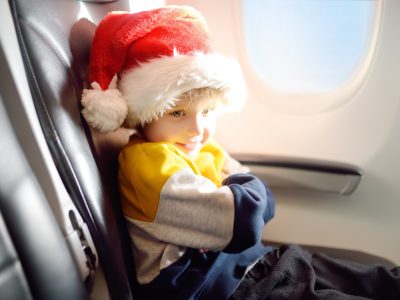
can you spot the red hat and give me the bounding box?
[81,6,247,132]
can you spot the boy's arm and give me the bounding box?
[222,173,275,253]
[121,143,275,253]
[142,169,274,253]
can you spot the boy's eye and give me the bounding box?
[169,110,185,117]
[202,108,211,116]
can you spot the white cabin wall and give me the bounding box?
[169,0,400,264]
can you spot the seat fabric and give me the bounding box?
[0,69,88,299]
[10,0,137,298]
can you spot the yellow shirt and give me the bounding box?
[118,136,236,283]
[119,136,226,222]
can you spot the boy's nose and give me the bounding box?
[186,114,204,136]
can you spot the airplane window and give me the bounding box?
[242,0,380,95]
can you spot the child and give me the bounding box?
[81,5,400,300]
[81,6,275,299]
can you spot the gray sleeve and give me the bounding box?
[153,168,235,250]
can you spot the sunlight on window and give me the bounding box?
[242,0,377,93]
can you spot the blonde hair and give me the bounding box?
[178,87,225,110]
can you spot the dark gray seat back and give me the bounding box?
[0,46,88,299]
[9,0,137,298]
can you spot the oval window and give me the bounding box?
[239,0,382,112]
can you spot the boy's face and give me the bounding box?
[142,96,218,157]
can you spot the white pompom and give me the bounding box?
[81,78,128,133]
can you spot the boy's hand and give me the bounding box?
[199,248,209,254]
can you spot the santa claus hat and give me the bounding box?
[81,6,247,132]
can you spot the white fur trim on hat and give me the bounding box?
[81,76,128,132]
[118,52,247,128]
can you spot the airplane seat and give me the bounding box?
[9,0,137,298]
[0,88,88,299]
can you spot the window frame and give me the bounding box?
[232,0,383,115]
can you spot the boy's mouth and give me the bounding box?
[175,141,202,152]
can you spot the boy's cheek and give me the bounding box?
[207,119,217,137]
